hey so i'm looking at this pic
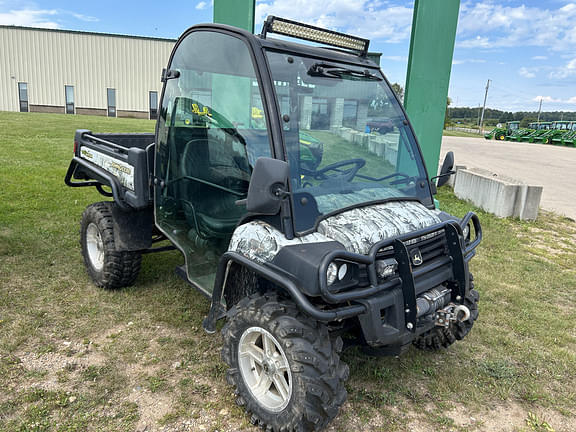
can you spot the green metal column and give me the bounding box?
[213,0,257,129]
[213,0,256,32]
[404,0,460,178]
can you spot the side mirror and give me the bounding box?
[245,157,290,215]
[435,151,455,188]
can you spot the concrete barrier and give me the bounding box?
[453,168,543,220]
[445,165,467,188]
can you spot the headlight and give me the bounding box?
[338,263,348,281]
[375,258,397,279]
[327,262,349,286]
[327,262,338,286]
[462,224,470,239]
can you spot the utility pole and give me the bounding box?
[478,79,491,133]
[537,98,543,123]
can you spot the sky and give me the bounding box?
[2,0,576,113]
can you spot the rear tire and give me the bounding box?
[222,293,348,431]
[413,275,479,350]
[80,202,142,289]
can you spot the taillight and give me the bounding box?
[73,140,78,154]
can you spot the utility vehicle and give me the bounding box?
[65,16,482,431]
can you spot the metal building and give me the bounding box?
[0,25,175,119]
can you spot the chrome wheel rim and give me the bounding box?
[238,326,293,412]
[86,223,104,271]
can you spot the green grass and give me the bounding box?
[443,129,484,138]
[0,111,575,431]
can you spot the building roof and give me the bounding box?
[0,24,177,43]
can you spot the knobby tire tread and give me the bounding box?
[80,202,141,289]
[221,293,348,432]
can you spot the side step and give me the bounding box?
[174,265,227,334]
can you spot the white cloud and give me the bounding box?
[255,0,413,43]
[519,67,536,78]
[532,95,576,104]
[457,1,576,52]
[458,35,491,49]
[70,12,98,22]
[453,58,486,65]
[549,58,576,79]
[531,56,547,61]
[533,96,560,103]
[0,7,100,27]
[0,8,59,28]
[196,1,208,10]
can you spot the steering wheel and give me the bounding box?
[312,158,366,182]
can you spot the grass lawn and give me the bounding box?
[443,130,484,138]
[1,111,575,432]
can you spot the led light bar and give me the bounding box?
[261,16,370,56]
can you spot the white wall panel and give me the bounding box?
[0,26,175,113]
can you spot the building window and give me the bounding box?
[65,85,75,114]
[149,91,158,120]
[107,88,116,117]
[18,82,29,112]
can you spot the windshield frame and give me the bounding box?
[263,47,435,235]
[157,25,436,239]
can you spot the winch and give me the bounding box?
[416,286,471,327]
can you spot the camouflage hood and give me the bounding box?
[317,201,441,255]
[229,201,441,263]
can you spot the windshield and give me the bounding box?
[265,51,432,232]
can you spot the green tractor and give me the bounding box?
[507,122,535,141]
[485,121,519,140]
[545,121,572,145]
[552,122,576,146]
[520,122,552,143]
[484,128,499,140]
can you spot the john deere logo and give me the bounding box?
[410,248,423,266]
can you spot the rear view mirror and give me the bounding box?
[435,151,455,188]
[245,157,290,215]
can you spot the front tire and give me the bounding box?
[80,202,142,289]
[222,293,348,431]
[413,275,479,350]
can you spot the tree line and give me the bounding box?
[388,84,576,127]
[448,106,576,126]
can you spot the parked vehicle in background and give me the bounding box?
[484,121,519,140]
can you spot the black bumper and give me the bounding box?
[204,212,482,346]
